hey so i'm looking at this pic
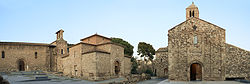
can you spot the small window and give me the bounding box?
[61,49,63,54]
[161,59,162,62]
[74,51,75,57]
[67,48,69,53]
[193,25,197,30]
[35,52,38,59]
[194,35,198,44]
[2,51,5,58]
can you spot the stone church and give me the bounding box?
[0,29,131,81]
[154,2,250,81]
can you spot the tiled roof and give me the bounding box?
[0,42,55,47]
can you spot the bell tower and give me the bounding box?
[56,29,64,40]
[186,2,199,20]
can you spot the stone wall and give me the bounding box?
[81,52,97,80]
[0,42,52,72]
[225,43,250,79]
[124,57,131,75]
[96,52,111,80]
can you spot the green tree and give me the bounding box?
[130,56,138,74]
[111,38,134,56]
[137,42,155,62]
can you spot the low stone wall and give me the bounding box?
[0,75,10,84]
[124,73,151,83]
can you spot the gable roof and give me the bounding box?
[186,2,198,9]
[80,34,111,41]
[168,17,225,32]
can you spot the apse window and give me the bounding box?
[2,51,5,58]
[35,52,38,59]
[61,49,63,54]
[194,35,198,44]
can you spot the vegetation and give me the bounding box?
[145,69,153,76]
[130,56,138,74]
[137,42,155,62]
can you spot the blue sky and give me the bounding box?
[1,0,250,57]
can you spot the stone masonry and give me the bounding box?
[155,2,250,81]
[0,30,131,81]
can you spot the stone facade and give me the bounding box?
[155,2,250,81]
[154,47,168,78]
[61,38,131,81]
[0,30,131,81]
[0,42,54,72]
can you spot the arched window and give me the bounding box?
[61,49,63,54]
[67,48,69,53]
[194,35,198,44]
[35,52,38,59]
[2,51,5,58]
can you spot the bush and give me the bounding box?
[145,69,153,76]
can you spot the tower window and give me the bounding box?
[61,49,63,54]
[192,11,195,17]
[2,51,5,58]
[35,52,38,59]
[194,35,198,44]
[189,11,192,17]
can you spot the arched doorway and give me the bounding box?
[18,60,25,71]
[190,63,202,81]
[164,68,168,75]
[114,61,120,75]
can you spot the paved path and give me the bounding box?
[137,78,165,84]
[2,72,250,84]
[1,72,126,84]
[139,78,250,84]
